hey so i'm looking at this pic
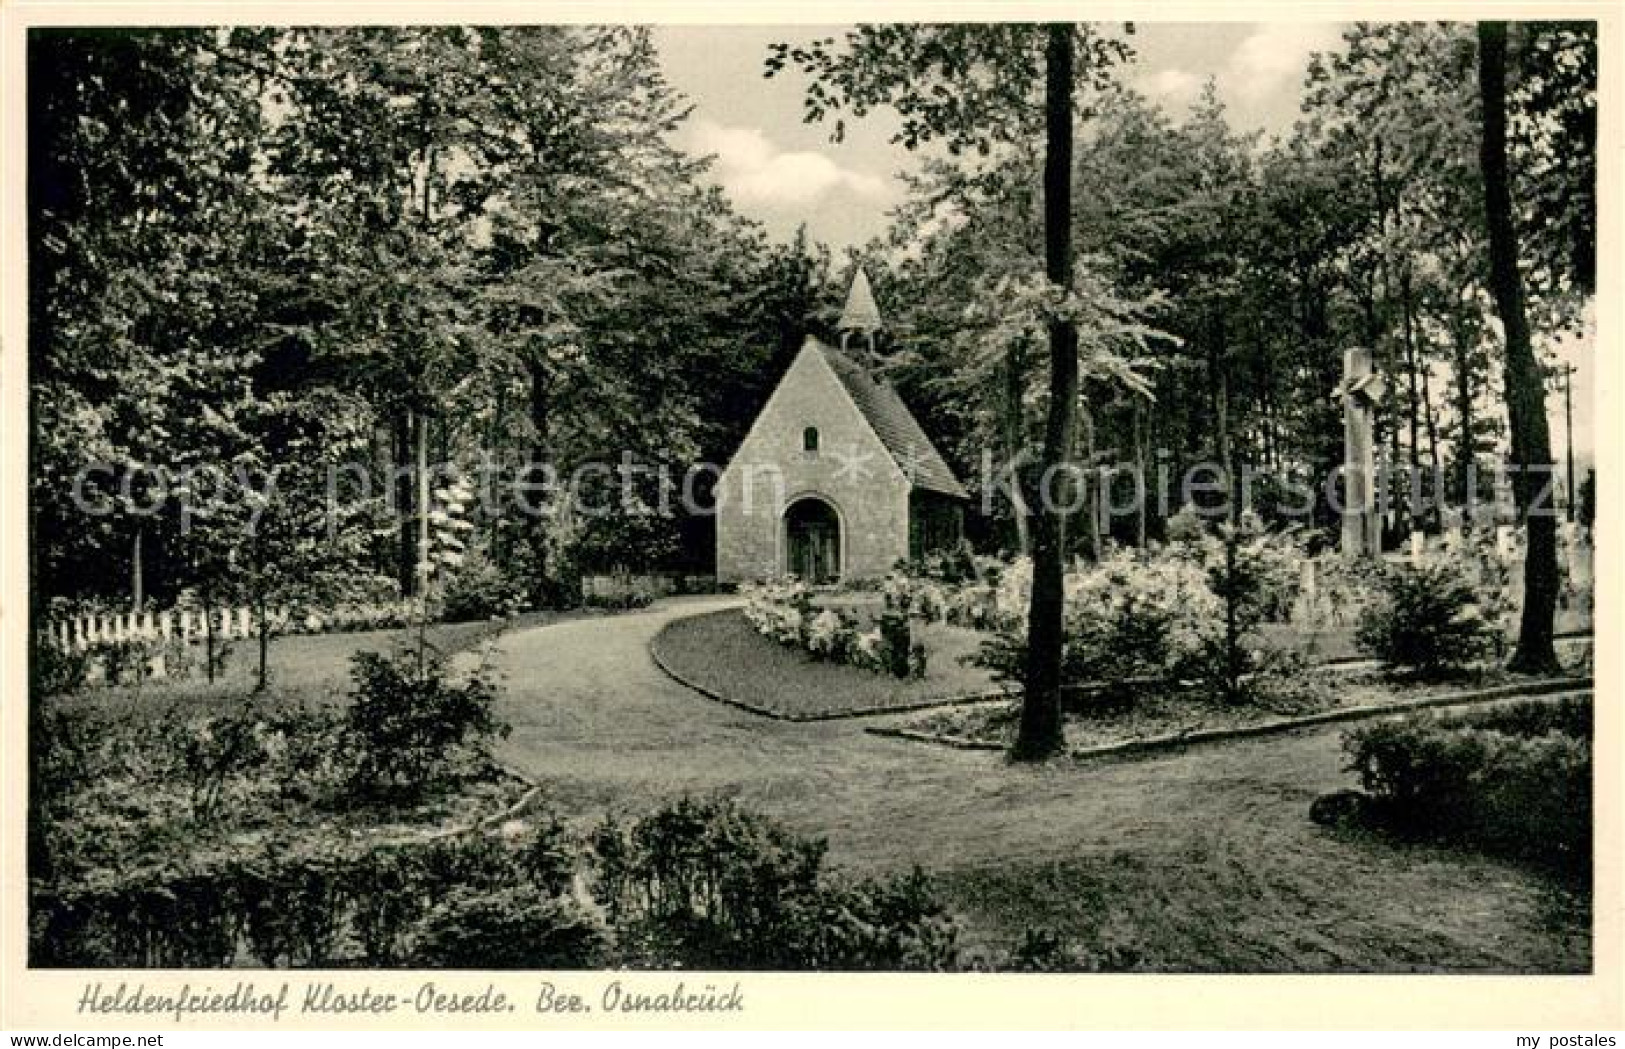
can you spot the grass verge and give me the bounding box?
[650,607,1001,719]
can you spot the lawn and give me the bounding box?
[650,606,1002,718]
[458,603,1595,972]
[933,825,1591,972]
[923,692,1595,972]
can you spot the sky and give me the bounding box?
[653,23,1349,252]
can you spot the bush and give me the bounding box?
[33,643,89,696]
[410,887,609,968]
[1000,927,1140,972]
[32,820,584,969]
[237,839,352,966]
[439,549,528,622]
[1441,694,1591,740]
[1355,562,1498,678]
[261,708,354,809]
[345,651,509,802]
[33,790,970,970]
[1342,699,1591,875]
[168,706,277,821]
[1005,928,1082,972]
[581,589,654,611]
[1306,555,1385,628]
[893,540,988,586]
[1164,503,1207,543]
[591,797,959,970]
[33,859,246,968]
[800,868,960,971]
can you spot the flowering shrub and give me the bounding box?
[740,581,921,678]
[741,579,815,644]
[1069,547,1221,697]
[971,546,1220,711]
[968,519,1312,709]
[881,557,1016,632]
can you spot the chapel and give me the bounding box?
[715,269,969,585]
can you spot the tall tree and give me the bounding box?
[1018,25,1081,757]
[769,23,1135,759]
[1477,21,1560,672]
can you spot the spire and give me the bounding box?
[837,266,883,347]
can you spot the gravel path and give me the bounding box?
[487,597,1590,972]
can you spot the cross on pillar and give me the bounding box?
[1334,347,1387,559]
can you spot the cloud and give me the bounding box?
[687,120,890,206]
[1136,69,1206,113]
[1134,23,1348,131]
[1226,23,1347,105]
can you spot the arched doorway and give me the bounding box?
[784,497,841,584]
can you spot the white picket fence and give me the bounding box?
[43,600,424,653]
[580,572,714,603]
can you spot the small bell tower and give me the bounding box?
[837,266,883,355]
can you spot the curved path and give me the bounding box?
[486,598,1589,972]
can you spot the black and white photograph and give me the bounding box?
[4,3,1615,1032]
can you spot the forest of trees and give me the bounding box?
[29,26,859,618]
[29,23,1596,650]
[858,22,1594,554]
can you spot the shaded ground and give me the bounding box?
[489,597,1592,973]
[651,607,998,718]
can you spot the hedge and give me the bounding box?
[1342,697,1591,876]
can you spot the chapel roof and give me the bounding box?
[815,339,970,500]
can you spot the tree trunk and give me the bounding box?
[1133,398,1148,547]
[131,526,144,610]
[1015,24,1078,762]
[1452,303,1477,512]
[1212,320,1236,519]
[526,357,554,605]
[203,583,217,685]
[415,408,430,600]
[1005,339,1030,555]
[255,590,269,693]
[1478,21,1560,673]
[1420,329,1443,530]
[394,411,416,596]
[1078,403,1099,561]
[1400,264,1423,481]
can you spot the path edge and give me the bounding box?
[865,675,1595,760]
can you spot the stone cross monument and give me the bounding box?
[1334,346,1386,558]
